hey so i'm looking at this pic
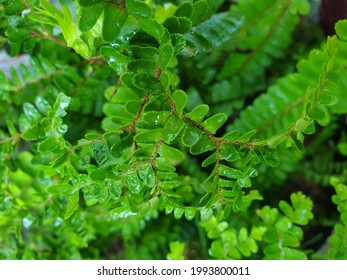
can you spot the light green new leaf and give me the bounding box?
[335,20,347,40]
[64,191,79,219]
[46,183,77,196]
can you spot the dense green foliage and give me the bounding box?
[0,0,347,259]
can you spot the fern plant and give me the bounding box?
[0,0,347,260]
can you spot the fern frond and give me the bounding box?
[218,0,309,94]
[257,192,314,259]
[228,32,347,141]
[328,177,347,259]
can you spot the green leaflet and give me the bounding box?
[183,10,244,55]
[139,18,165,41]
[103,5,128,42]
[2,0,347,262]
[162,115,184,144]
[78,3,104,32]
[185,104,209,123]
[101,46,130,75]
[201,113,227,134]
[64,191,80,219]
[159,143,184,159]
[126,0,152,18]
[335,20,347,40]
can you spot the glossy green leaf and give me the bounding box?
[185,104,209,123]
[174,2,193,18]
[190,135,216,155]
[22,126,41,141]
[64,191,79,219]
[162,115,184,144]
[202,153,216,167]
[219,165,245,180]
[110,134,133,157]
[200,208,213,223]
[92,141,109,165]
[159,143,184,159]
[46,183,77,195]
[23,103,42,124]
[35,96,52,116]
[335,20,347,40]
[54,93,71,118]
[101,46,130,74]
[164,16,192,34]
[137,164,155,188]
[139,18,164,41]
[135,129,162,143]
[103,6,128,42]
[38,136,60,152]
[126,0,152,18]
[126,173,142,194]
[79,0,104,6]
[159,44,174,69]
[191,0,208,24]
[172,90,187,115]
[182,125,203,147]
[201,113,227,134]
[107,180,122,200]
[79,4,104,32]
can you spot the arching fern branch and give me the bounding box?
[228,24,347,145]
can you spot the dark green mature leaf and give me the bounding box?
[174,2,193,18]
[184,10,243,55]
[182,125,202,147]
[191,0,208,24]
[103,6,128,42]
[79,0,105,7]
[101,46,130,74]
[185,104,209,123]
[162,116,184,144]
[159,144,184,159]
[126,0,152,18]
[201,113,227,134]
[139,18,164,41]
[219,165,245,180]
[79,4,104,32]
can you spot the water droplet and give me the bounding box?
[23,217,34,229]
[56,124,68,135]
